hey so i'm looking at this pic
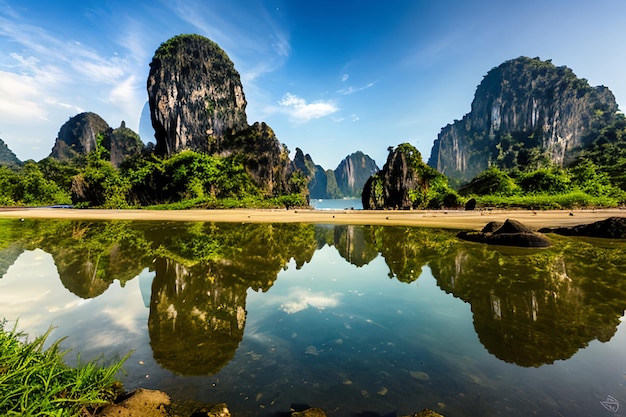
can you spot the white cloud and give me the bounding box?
[280,289,341,314]
[0,70,49,120]
[278,93,339,122]
[341,73,349,82]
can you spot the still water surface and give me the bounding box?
[1,219,626,416]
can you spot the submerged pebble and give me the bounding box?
[410,370,430,381]
[305,345,319,355]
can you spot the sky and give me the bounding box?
[1,0,626,169]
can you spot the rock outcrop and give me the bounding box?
[49,112,110,161]
[147,34,248,156]
[223,122,293,196]
[102,121,145,168]
[539,216,626,238]
[49,113,144,167]
[458,219,552,247]
[0,138,21,168]
[291,148,335,198]
[362,143,450,210]
[428,57,619,183]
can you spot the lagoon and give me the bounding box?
[1,218,626,416]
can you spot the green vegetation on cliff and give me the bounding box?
[362,143,461,210]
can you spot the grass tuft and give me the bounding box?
[0,320,130,416]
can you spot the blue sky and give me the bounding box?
[1,0,626,169]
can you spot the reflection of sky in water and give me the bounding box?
[2,243,626,417]
[0,249,151,364]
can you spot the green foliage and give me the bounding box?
[459,166,518,196]
[0,162,71,206]
[153,34,229,62]
[0,320,128,416]
[72,138,130,209]
[518,167,571,194]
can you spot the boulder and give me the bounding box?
[539,216,626,238]
[458,219,551,247]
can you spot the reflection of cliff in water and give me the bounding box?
[148,258,248,375]
[146,222,319,375]
[431,240,626,367]
[2,218,626,371]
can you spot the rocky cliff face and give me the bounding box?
[49,112,110,161]
[335,151,379,197]
[363,143,437,210]
[223,122,293,196]
[49,113,144,166]
[147,34,248,156]
[102,121,145,167]
[428,57,619,183]
[291,148,332,199]
[0,138,21,168]
[292,150,378,199]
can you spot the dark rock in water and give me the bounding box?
[539,216,626,238]
[458,219,551,247]
[464,198,477,211]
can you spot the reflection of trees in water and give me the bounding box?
[430,239,626,367]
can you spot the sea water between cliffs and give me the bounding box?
[1,218,625,417]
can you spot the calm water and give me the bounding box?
[1,219,626,417]
[310,198,362,210]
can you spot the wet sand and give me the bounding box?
[0,207,624,230]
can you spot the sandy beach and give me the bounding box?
[0,207,624,230]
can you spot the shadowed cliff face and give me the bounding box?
[147,34,248,156]
[49,112,110,161]
[428,57,619,183]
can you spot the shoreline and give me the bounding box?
[0,207,624,230]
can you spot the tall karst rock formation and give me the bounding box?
[428,57,619,183]
[147,34,248,156]
[147,34,292,196]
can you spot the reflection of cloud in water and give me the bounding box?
[0,249,82,332]
[280,288,341,314]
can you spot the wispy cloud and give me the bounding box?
[0,7,146,157]
[278,93,339,122]
[338,82,375,96]
[168,0,290,83]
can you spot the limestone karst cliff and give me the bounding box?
[147,34,248,156]
[0,138,21,168]
[427,57,619,183]
[363,143,456,210]
[102,121,145,168]
[146,34,299,197]
[49,112,144,167]
[335,151,378,197]
[291,149,379,199]
[49,112,110,161]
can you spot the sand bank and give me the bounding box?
[0,207,624,230]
